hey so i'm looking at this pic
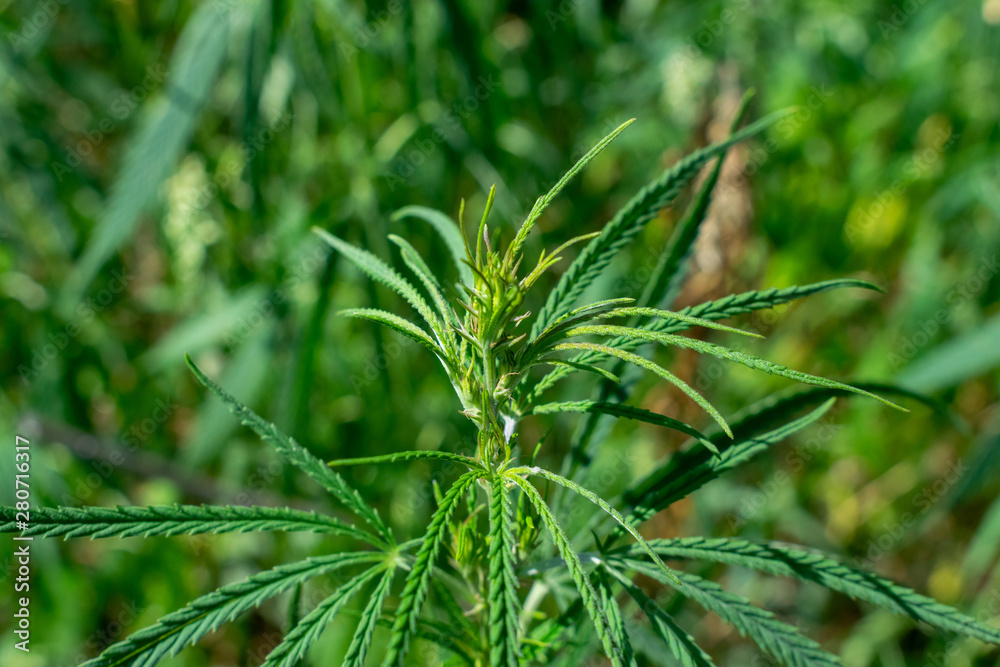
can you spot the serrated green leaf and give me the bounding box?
[639,90,755,311]
[0,504,377,545]
[382,470,482,666]
[549,342,732,438]
[488,475,523,667]
[530,108,794,339]
[313,227,449,346]
[328,449,484,471]
[81,552,385,667]
[374,616,478,665]
[702,383,939,448]
[594,307,763,339]
[565,324,905,412]
[430,578,479,646]
[614,558,843,667]
[519,601,581,664]
[186,356,393,546]
[508,466,681,587]
[631,537,1000,646]
[523,298,636,361]
[624,399,836,518]
[506,119,635,267]
[530,280,883,398]
[505,473,628,666]
[389,234,458,334]
[344,567,396,666]
[602,565,716,667]
[540,359,623,385]
[339,307,445,358]
[529,401,717,455]
[262,567,383,667]
[595,569,638,667]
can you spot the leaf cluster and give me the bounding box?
[5,95,996,666]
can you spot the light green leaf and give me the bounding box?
[328,449,484,471]
[389,234,458,335]
[594,307,763,339]
[530,400,718,455]
[550,342,732,438]
[508,466,681,587]
[392,205,475,286]
[339,308,445,360]
[505,474,629,667]
[565,324,905,412]
[183,320,275,466]
[505,119,635,266]
[539,359,623,385]
[530,279,883,398]
[314,227,448,346]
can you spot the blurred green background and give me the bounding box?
[1,0,999,664]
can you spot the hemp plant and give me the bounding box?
[5,92,1000,666]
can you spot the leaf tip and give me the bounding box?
[700,438,721,456]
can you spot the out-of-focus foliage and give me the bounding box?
[0,0,997,664]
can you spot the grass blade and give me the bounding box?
[56,2,239,315]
